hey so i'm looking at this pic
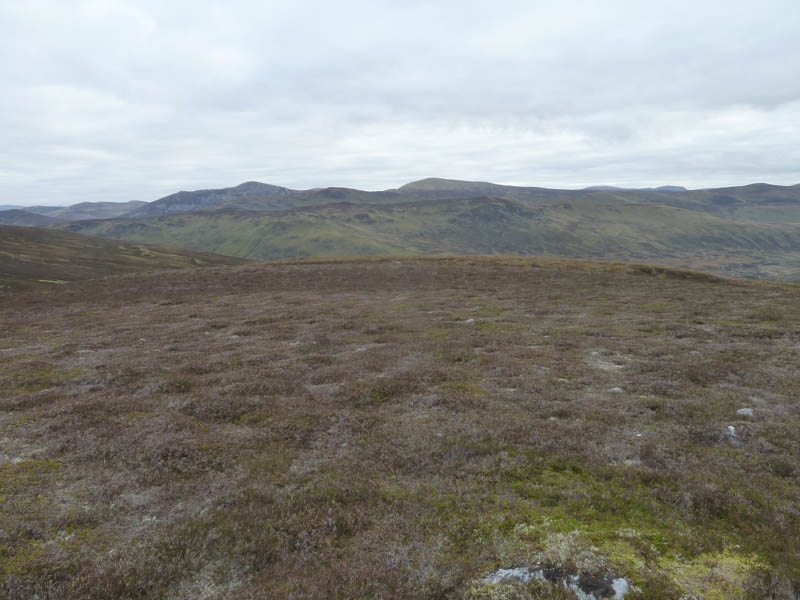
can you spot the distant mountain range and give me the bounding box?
[4,179,799,223]
[583,185,687,192]
[27,200,147,220]
[0,200,146,225]
[4,177,800,282]
[0,209,63,227]
[127,178,800,220]
[124,183,291,217]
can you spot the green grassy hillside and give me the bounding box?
[0,225,249,290]
[57,197,800,281]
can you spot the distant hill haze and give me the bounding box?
[0,209,62,227]
[583,185,688,192]
[25,200,147,221]
[121,178,800,218]
[8,178,799,221]
[125,182,293,218]
[0,201,148,225]
[58,190,800,283]
[8,176,800,283]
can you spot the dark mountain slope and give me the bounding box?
[22,201,149,221]
[584,185,687,191]
[48,200,147,221]
[207,178,800,223]
[214,186,409,212]
[56,197,800,281]
[397,177,586,202]
[398,179,800,220]
[22,205,64,215]
[126,181,294,217]
[0,209,62,227]
[85,177,800,224]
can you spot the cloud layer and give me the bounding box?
[2,0,799,205]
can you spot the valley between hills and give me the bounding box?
[4,177,800,283]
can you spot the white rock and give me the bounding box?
[612,578,630,598]
[608,387,624,393]
[482,567,630,599]
[736,408,754,417]
[727,425,737,437]
[483,567,538,584]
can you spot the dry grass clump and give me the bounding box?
[0,256,799,598]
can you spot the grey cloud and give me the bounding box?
[1,0,798,205]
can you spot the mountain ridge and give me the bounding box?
[125,181,294,218]
[154,179,800,223]
[8,178,800,221]
[0,209,63,227]
[57,195,800,282]
[583,185,687,192]
[25,200,148,221]
[11,177,800,283]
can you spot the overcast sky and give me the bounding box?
[2,0,799,205]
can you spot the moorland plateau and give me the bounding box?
[1,254,799,598]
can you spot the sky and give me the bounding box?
[2,0,799,206]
